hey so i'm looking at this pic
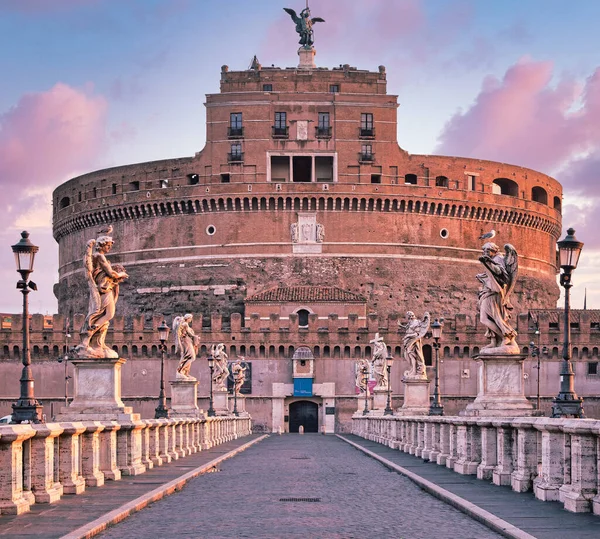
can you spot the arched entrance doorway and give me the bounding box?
[289,400,318,433]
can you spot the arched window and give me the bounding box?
[492,178,519,197]
[553,196,561,212]
[296,309,310,327]
[531,186,548,205]
[423,344,433,366]
[59,196,70,209]
[435,176,448,188]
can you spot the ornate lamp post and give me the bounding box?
[56,317,72,407]
[207,354,216,417]
[11,231,43,423]
[384,353,394,415]
[529,324,547,412]
[362,364,370,416]
[154,320,171,419]
[552,228,585,418]
[429,318,444,416]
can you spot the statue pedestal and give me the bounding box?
[462,353,533,417]
[372,388,388,412]
[213,390,229,415]
[170,379,200,417]
[298,47,316,69]
[356,393,370,414]
[57,357,139,421]
[397,377,430,416]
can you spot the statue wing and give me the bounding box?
[283,7,300,24]
[311,17,325,23]
[417,312,431,339]
[504,244,519,303]
[172,317,182,353]
[83,239,101,315]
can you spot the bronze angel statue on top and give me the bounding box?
[284,6,325,48]
[476,242,519,354]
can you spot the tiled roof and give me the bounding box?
[529,309,600,324]
[246,286,366,303]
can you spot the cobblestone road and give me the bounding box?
[98,434,502,539]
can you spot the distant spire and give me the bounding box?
[249,55,261,70]
[584,288,587,310]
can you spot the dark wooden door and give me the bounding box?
[289,401,318,433]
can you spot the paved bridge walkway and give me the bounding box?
[1,434,599,539]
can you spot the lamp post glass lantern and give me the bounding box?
[11,231,43,423]
[429,317,444,416]
[155,320,171,419]
[552,227,585,418]
[207,355,216,417]
[384,354,394,415]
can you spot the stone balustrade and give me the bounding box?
[352,415,600,515]
[0,415,251,516]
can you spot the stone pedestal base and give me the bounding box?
[372,389,388,412]
[56,357,139,421]
[462,353,533,417]
[170,379,200,417]
[396,378,430,416]
[356,394,370,414]
[230,395,248,415]
[213,390,229,415]
[298,47,316,69]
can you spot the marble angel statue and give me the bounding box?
[173,314,200,380]
[476,242,519,354]
[400,311,430,379]
[75,226,128,359]
[211,343,230,391]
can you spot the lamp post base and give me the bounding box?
[11,400,43,423]
[154,405,171,419]
[551,397,584,418]
[428,402,444,416]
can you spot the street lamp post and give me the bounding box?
[552,227,585,418]
[528,324,544,412]
[11,231,43,424]
[57,317,72,407]
[362,365,369,416]
[154,320,171,419]
[207,355,216,417]
[429,318,444,416]
[384,353,394,415]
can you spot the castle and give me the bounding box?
[1,26,598,431]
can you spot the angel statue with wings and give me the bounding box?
[75,226,128,359]
[355,357,371,395]
[284,6,325,48]
[400,311,431,379]
[173,314,200,380]
[211,343,230,391]
[230,357,249,396]
[476,242,519,354]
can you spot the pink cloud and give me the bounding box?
[0,83,108,313]
[0,83,108,220]
[435,60,600,173]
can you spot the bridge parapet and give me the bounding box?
[0,415,251,516]
[352,415,600,516]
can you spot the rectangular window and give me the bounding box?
[329,84,339,93]
[360,144,373,161]
[316,112,331,138]
[228,113,243,138]
[588,362,598,375]
[275,112,286,128]
[93,187,97,198]
[273,112,288,137]
[129,181,140,191]
[549,322,559,330]
[159,179,169,188]
[360,113,374,138]
[468,174,476,191]
[263,84,273,92]
[229,143,243,162]
[220,173,230,183]
[371,174,381,184]
[111,183,117,195]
